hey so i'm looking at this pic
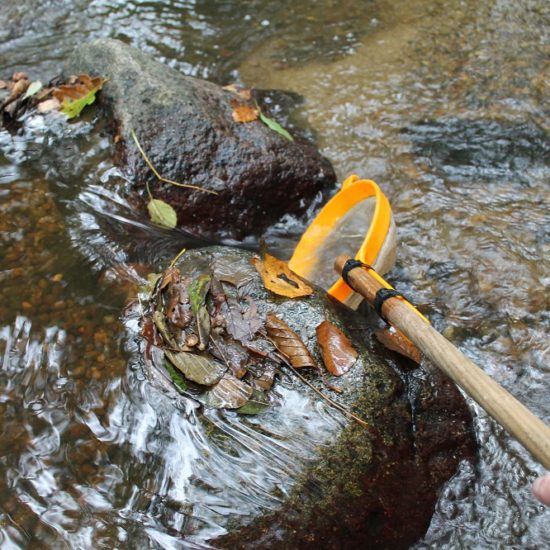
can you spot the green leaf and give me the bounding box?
[164,360,188,394]
[60,89,98,118]
[165,349,226,386]
[259,112,293,141]
[237,389,270,415]
[24,81,43,100]
[147,199,177,228]
[188,275,212,350]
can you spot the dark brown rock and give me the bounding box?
[137,247,476,549]
[64,39,336,240]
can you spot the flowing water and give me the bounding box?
[1,0,549,547]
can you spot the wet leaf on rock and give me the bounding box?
[265,314,316,369]
[316,320,358,376]
[237,389,270,415]
[201,373,253,409]
[52,74,106,119]
[23,81,42,100]
[165,349,226,386]
[232,103,259,122]
[147,198,177,228]
[259,112,293,141]
[165,271,191,329]
[223,84,252,100]
[211,257,255,289]
[164,360,188,394]
[375,327,422,364]
[209,334,249,378]
[189,275,211,350]
[252,253,313,299]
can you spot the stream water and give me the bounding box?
[1,0,549,548]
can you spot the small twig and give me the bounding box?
[169,247,187,269]
[282,361,372,431]
[130,129,218,195]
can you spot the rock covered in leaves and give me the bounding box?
[64,38,336,240]
[132,246,475,549]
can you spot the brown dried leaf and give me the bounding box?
[232,103,259,123]
[316,320,358,377]
[52,75,105,102]
[251,253,313,299]
[223,84,252,100]
[265,313,316,368]
[165,272,191,329]
[37,97,61,113]
[375,327,422,364]
[12,71,28,82]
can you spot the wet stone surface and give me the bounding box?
[134,246,475,549]
[64,38,336,241]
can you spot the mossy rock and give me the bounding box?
[135,246,475,549]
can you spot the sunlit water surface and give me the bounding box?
[1,0,549,548]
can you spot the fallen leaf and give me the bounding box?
[23,81,42,100]
[52,74,106,119]
[165,349,226,386]
[224,296,257,343]
[188,275,211,350]
[8,79,30,101]
[12,71,28,82]
[251,253,313,298]
[209,334,249,378]
[259,112,293,141]
[237,388,270,414]
[265,313,316,368]
[232,103,259,122]
[37,98,61,113]
[316,320,358,376]
[249,362,277,391]
[223,84,252,100]
[211,257,255,289]
[375,327,422,364]
[242,296,263,336]
[164,360,188,394]
[165,271,191,329]
[201,373,253,409]
[147,198,177,228]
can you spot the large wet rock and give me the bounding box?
[64,39,336,240]
[132,246,476,549]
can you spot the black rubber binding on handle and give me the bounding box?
[374,288,405,324]
[341,259,371,286]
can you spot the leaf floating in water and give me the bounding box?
[165,349,226,386]
[202,373,253,409]
[147,199,178,228]
[252,253,313,299]
[316,320,358,377]
[259,112,293,141]
[265,313,316,369]
[52,74,106,119]
[375,327,422,364]
[232,103,259,122]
